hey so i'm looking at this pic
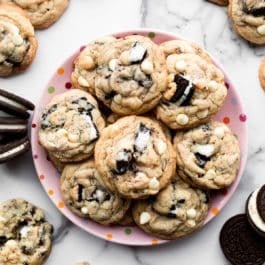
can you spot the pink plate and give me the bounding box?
[31,29,248,246]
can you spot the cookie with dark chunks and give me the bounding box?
[95,116,176,199]
[206,0,228,6]
[220,214,265,265]
[0,198,53,265]
[0,135,29,163]
[257,185,265,223]
[246,190,265,238]
[0,117,27,133]
[0,89,35,119]
[0,4,38,76]
[61,159,130,225]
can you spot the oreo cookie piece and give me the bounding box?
[0,89,35,119]
[257,185,265,222]
[0,117,27,134]
[220,214,265,265]
[0,136,30,163]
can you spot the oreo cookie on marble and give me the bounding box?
[0,89,35,119]
[246,186,265,238]
[0,117,28,134]
[220,214,265,265]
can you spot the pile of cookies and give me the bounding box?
[38,34,240,240]
[0,1,69,76]
[220,185,265,265]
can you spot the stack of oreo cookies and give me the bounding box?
[0,89,34,163]
[220,185,265,265]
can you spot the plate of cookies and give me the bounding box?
[31,29,248,246]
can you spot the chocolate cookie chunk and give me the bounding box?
[220,214,265,265]
[257,185,265,223]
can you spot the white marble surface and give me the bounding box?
[1,0,265,264]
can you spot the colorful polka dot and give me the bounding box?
[212,208,220,216]
[57,68,64,75]
[148,32,156,39]
[221,189,228,196]
[124,228,132,235]
[65,82,72,89]
[80,45,86,52]
[48,86,55,94]
[151,239,159,245]
[46,155,51,162]
[239,114,247,122]
[223,117,230,124]
[58,201,64,208]
[48,189,54,196]
[231,97,238,105]
[225,82,229,89]
[39,175,45,180]
[106,234,113,240]
[32,123,37,128]
[33,155,38,159]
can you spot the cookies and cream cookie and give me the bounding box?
[39,89,105,162]
[61,159,130,225]
[0,0,69,29]
[0,4,38,76]
[0,199,53,265]
[173,121,240,190]
[156,52,227,129]
[132,177,209,240]
[94,35,167,115]
[229,0,265,44]
[95,116,176,199]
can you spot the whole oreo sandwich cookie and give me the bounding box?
[246,186,265,237]
[220,214,265,265]
[0,117,27,134]
[0,89,35,119]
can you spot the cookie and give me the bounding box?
[0,117,27,133]
[206,0,228,6]
[173,121,240,189]
[94,35,168,115]
[0,135,30,163]
[0,88,35,119]
[132,176,209,240]
[257,185,265,222]
[229,0,265,44]
[246,189,265,238]
[0,198,53,265]
[220,214,265,265]
[0,4,38,76]
[156,52,227,130]
[39,89,105,162]
[258,58,265,90]
[72,36,117,95]
[0,0,69,29]
[95,116,176,199]
[61,159,130,225]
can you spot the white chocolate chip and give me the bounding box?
[186,219,196,228]
[20,226,31,238]
[140,212,151,224]
[6,240,17,247]
[187,208,197,219]
[191,144,214,157]
[81,207,89,214]
[149,178,160,190]
[79,55,95,70]
[109,59,119,71]
[78,76,90,87]
[156,139,167,155]
[141,60,154,74]
[197,109,209,119]
[208,80,218,91]
[95,190,105,203]
[175,60,186,71]
[135,172,148,182]
[214,127,225,139]
[205,169,216,180]
[176,114,189,125]
[257,25,265,35]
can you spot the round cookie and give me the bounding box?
[246,189,265,238]
[206,0,228,6]
[0,4,38,77]
[156,52,227,130]
[173,121,240,190]
[220,214,265,265]
[0,0,69,29]
[61,159,130,225]
[0,198,53,265]
[95,116,176,199]
[94,35,167,115]
[229,0,265,45]
[132,177,209,240]
[258,58,265,91]
[39,89,105,162]
[257,185,265,222]
[71,36,117,95]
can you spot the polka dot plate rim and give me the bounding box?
[31,28,248,246]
